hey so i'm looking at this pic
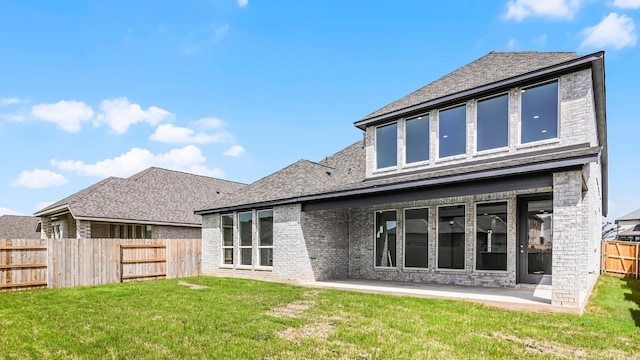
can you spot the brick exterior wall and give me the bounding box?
[77,220,91,239]
[155,225,200,239]
[366,69,596,179]
[91,223,110,238]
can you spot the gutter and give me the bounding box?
[194,152,599,215]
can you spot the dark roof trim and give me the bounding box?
[354,51,605,130]
[195,152,598,215]
[591,55,608,216]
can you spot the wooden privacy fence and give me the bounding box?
[1,238,201,291]
[0,239,48,290]
[601,240,640,279]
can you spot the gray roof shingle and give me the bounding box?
[361,51,578,121]
[616,208,640,222]
[198,141,366,211]
[0,215,41,239]
[35,167,247,225]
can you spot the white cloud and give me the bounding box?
[52,145,224,178]
[223,145,245,157]
[31,100,94,132]
[95,97,173,134]
[34,201,54,211]
[612,0,640,9]
[0,97,23,106]
[0,113,25,122]
[237,0,248,8]
[11,169,69,189]
[195,117,225,129]
[150,124,232,144]
[0,207,22,216]
[580,13,637,50]
[505,0,582,21]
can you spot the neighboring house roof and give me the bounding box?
[35,167,247,226]
[195,51,607,215]
[0,215,41,239]
[197,141,365,212]
[359,51,578,125]
[615,208,640,223]
[618,224,640,237]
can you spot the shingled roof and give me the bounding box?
[616,208,640,222]
[0,215,41,239]
[196,141,365,213]
[35,167,247,225]
[359,51,578,125]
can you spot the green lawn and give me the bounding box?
[1,276,638,359]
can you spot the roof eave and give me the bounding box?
[591,54,608,217]
[354,51,605,130]
[33,204,71,217]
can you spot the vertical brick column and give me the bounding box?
[201,214,220,275]
[41,216,52,239]
[76,220,91,239]
[552,170,587,308]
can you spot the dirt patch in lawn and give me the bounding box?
[276,322,333,342]
[493,332,587,358]
[177,281,208,290]
[266,291,319,318]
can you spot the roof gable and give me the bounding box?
[360,51,578,123]
[616,208,640,222]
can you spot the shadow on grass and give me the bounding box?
[623,277,640,327]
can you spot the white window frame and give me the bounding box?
[237,211,253,268]
[374,121,399,171]
[517,79,561,147]
[373,209,398,269]
[435,204,466,271]
[403,206,430,269]
[473,201,509,273]
[257,209,274,269]
[220,213,235,267]
[436,103,468,161]
[403,114,431,167]
[474,92,510,155]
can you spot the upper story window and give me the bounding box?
[376,122,397,169]
[438,105,466,158]
[477,94,509,151]
[405,115,430,164]
[521,81,558,144]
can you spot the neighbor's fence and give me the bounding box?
[1,238,201,291]
[0,238,48,290]
[601,240,639,279]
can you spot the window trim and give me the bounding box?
[403,206,430,270]
[373,209,398,269]
[435,203,467,271]
[256,209,274,269]
[473,201,509,273]
[237,211,253,269]
[436,103,468,161]
[220,213,235,268]
[518,79,561,146]
[474,92,510,154]
[374,121,399,171]
[403,114,431,167]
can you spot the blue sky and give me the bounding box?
[0,0,638,221]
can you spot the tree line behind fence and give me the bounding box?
[0,238,201,291]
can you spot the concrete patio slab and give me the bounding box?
[302,279,581,314]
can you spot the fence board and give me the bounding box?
[602,240,639,279]
[0,238,48,291]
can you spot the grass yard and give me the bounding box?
[1,276,639,359]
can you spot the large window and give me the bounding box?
[258,210,273,267]
[375,210,397,267]
[477,94,509,151]
[437,205,465,269]
[404,208,429,268]
[521,81,558,143]
[405,115,430,164]
[221,214,234,265]
[239,212,253,266]
[475,202,507,271]
[376,122,397,169]
[438,105,466,158]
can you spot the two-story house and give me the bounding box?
[196,51,607,311]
